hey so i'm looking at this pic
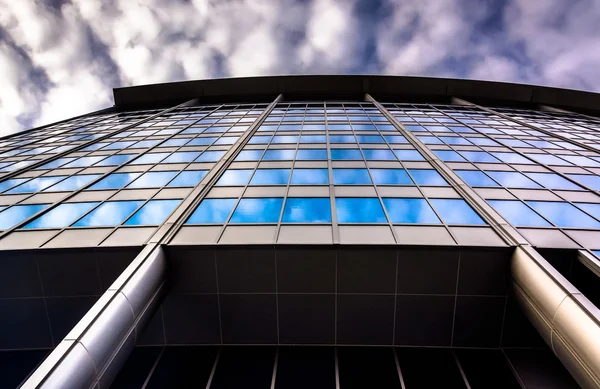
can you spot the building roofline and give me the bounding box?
[113,75,600,114]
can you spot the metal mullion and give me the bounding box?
[325,102,340,244]
[392,348,407,389]
[451,350,473,389]
[270,347,279,389]
[274,129,301,242]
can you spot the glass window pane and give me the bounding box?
[195,150,226,162]
[7,176,66,194]
[73,201,144,227]
[297,149,327,160]
[332,169,372,185]
[456,170,498,187]
[230,198,283,223]
[488,200,551,227]
[525,173,583,191]
[262,149,296,161]
[527,201,600,228]
[362,149,397,160]
[370,169,413,185]
[124,199,181,225]
[433,150,466,162]
[44,174,101,192]
[39,157,76,169]
[89,173,141,190]
[0,178,29,193]
[282,198,331,222]
[249,169,290,185]
[248,135,272,144]
[167,170,207,187]
[23,202,99,229]
[216,169,253,186]
[573,203,600,220]
[440,136,471,145]
[526,154,570,166]
[417,136,443,144]
[130,153,169,165]
[467,137,499,146]
[161,138,189,147]
[127,171,178,188]
[408,170,448,186]
[459,151,500,163]
[187,198,237,223]
[236,150,264,161]
[382,198,440,224]
[491,152,534,164]
[0,204,49,229]
[330,135,356,144]
[300,135,326,143]
[331,149,363,160]
[430,199,486,225]
[384,135,408,144]
[215,136,238,145]
[163,152,200,163]
[64,156,104,168]
[291,169,329,185]
[486,171,540,188]
[95,154,135,166]
[357,135,384,144]
[394,150,425,161]
[568,174,600,190]
[335,198,387,223]
[187,137,218,146]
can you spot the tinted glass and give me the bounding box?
[456,170,498,187]
[89,173,141,190]
[73,201,144,227]
[0,204,48,229]
[38,157,76,169]
[408,170,447,186]
[382,198,440,224]
[362,149,397,160]
[434,150,466,162]
[331,149,363,160]
[63,156,104,168]
[124,199,181,225]
[195,150,226,162]
[168,171,207,187]
[430,199,486,225]
[230,198,283,223]
[488,200,551,227]
[371,169,413,185]
[568,174,600,190]
[24,202,98,229]
[249,169,290,185]
[491,152,533,164]
[187,198,237,223]
[164,152,200,164]
[282,198,332,222]
[216,170,253,186]
[525,173,583,191]
[486,171,541,189]
[296,149,328,160]
[394,150,425,161]
[128,171,178,188]
[0,178,29,193]
[332,169,372,185]
[236,150,264,161]
[527,201,600,228]
[95,154,135,166]
[290,169,329,185]
[335,198,387,223]
[262,149,296,161]
[44,175,100,192]
[130,153,169,165]
[6,176,66,194]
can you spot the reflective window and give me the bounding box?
[488,200,551,227]
[44,174,100,192]
[491,152,534,164]
[216,170,253,186]
[560,155,600,167]
[290,169,329,185]
[467,137,499,146]
[63,156,104,168]
[486,171,541,189]
[418,136,443,144]
[248,135,272,144]
[0,178,29,193]
[236,150,265,161]
[168,171,207,187]
[525,173,583,191]
[362,149,397,160]
[357,135,385,144]
[130,153,169,165]
[164,152,200,164]
[124,199,181,225]
[331,149,363,160]
[215,136,238,145]
[574,203,600,220]
[161,138,189,147]
[24,202,98,229]
[282,198,331,222]
[230,198,283,223]
[127,171,178,189]
[394,150,425,161]
[89,173,141,190]
[38,157,76,169]
[297,149,328,160]
[249,169,290,185]
[526,154,570,166]
[384,135,408,144]
[73,201,144,227]
[195,150,226,162]
[568,174,600,191]
[95,154,135,166]
[408,170,448,186]
[332,169,372,185]
[6,176,66,194]
[262,149,296,161]
[429,199,486,225]
[299,135,326,143]
[330,135,356,143]
[433,150,465,162]
[456,170,498,187]
[187,137,218,146]
[370,169,413,185]
[459,151,500,163]
[271,135,298,144]
[440,136,471,145]
[335,198,387,223]
[0,204,49,229]
[187,198,237,223]
[527,201,600,228]
[382,198,440,224]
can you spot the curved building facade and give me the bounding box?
[3,76,600,388]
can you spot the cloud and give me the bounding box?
[0,0,599,135]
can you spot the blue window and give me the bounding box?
[187,137,218,146]
[300,135,326,143]
[394,150,425,161]
[128,171,178,188]
[195,150,226,162]
[352,124,377,131]
[7,176,66,194]
[0,204,48,229]
[500,139,530,148]
[568,174,600,190]
[430,199,486,225]
[574,203,600,220]
[558,155,600,167]
[297,149,327,160]
[433,150,466,162]
[488,200,550,227]
[124,199,181,225]
[81,143,107,152]
[302,125,325,131]
[362,149,397,160]
[331,149,363,160]
[440,137,471,145]
[262,149,296,161]
[24,202,99,229]
[230,198,284,223]
[89,173,141,190]
[467,137,499,146]
[215,136,238,145]
[38,157,76,169]
[96,154,136,167]
[527,140,560,149]
[160,138,189,147]
[168,171,207,187]
[0,178,29,193]
[417,136,443,144]
[250,169,290,185]
[526,154,570,166]
[282,198,331,223]
[491,152,534,164]
[357,135,384,144]
[371,169,413,185]
[64,156,105,168]
[335,198,387,223]
[187,198,237,223]
[44,174,101,192]
[384,135,408,144]
[459,151,500,163]
[449,126,475,133]
[181,127,204,135]
[525,173,583,191]
[205,126,230,134]
[486,171,540,189]
[73,201,144,227]
[164,152,200,163]
[258,125,278,132]
[104,141,135,150]
[527,201,600,228]
[271,135,298,144]
[216,169,253,186]
[408,170,448,186]
[130,153,169,165]
[131,140,159,148]
[456,170,498,187]
[291,169,329,185]
[333,169,372,185]
[248,135,272,144]
[328,124,351,131]
[330,135,356,144]
[236,149,264,161]
[382,198,440,224]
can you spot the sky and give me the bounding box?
[0,0,599,135]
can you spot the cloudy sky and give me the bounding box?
[1,0,599,135]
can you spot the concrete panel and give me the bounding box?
[377,186,422,197]
[394,226,456,246]
[0,230,58,249]
[334,186,377,197]
[278,226,333,244]
[111,189,158,201]
[420,187,460,198]
[21,192,66,204]
[244,186,287,197]
[219,226,277,244]
[102,228,155,247]
[519,228,580,249]
[474,188,515,200]
[170,226,222,245]
[44,229,112,248]
[287,186,330,197]
[450,227,507,247]
[339,226,395,244]
[67,190,114,203]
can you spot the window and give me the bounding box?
[467,137,499,146]
[356,135,384,144]
[573,203,600,219]
[297,149,327,160]
[23,202,98,229]
[96,154,136,166]
[0,204,48,229]
[455,170,498,187]
[89,173,141,190]
[63,156,105,168]
[331,149,363,160]
[262,149,296,161]
[527,201,600,228]
[459,151,499,163]
[525,173,583,191]
[215,136,238,145]
[163,152,200,163]
[104,141,135,150]
[248,135,272,144]
[433,150,466,162]
[568,174,600,191]
[195,150,226,162]
[491,152,533,165]
[0,178,28,193]
[335,198,387,223]
[271,135,298,144]
[230,198,283,223]
[408,170,447,186]
[526,154,570,166]
[73,201,144,227]
[370,169,413,185]
[417,136,443,144]
[168,171,207,187]
[332,169,372,185]
[559,155,600,167]
[6,176,66,194]
[38,157,76,169]
[161,138,189,147]
[131,140,159,148]
[394,150,424,161]
[440,136,471,145]
[486,171,541,189]
[290,169,329,185]
[187,198,236,223]
[384,135,408,144]
[216,170,253,186]
[249,169,290,185]
[127,171,178,189]
[236,150,264,161]
[429,199,486,225]
[44,174,101,192]
[282,198,331,222]
[488,200,550,227]
[130,153,169,165]
[362,149,397,160]
[382,198,440,223]
[124,199,181,225]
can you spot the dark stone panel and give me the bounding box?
[501,296,546,348]
[453,296,505,347]
[96,251,137,291]
[220,294,277,344]
[394,295,455,346]
[276,248,335,293]
[145,346,218,389]
[396,348,467,389]
[0,255,42,298]
[162,294,220,344]
[109,347,162,389]
[457,250,509,296]
[216,248,276,293]
[396,249,459,295]
[504,349,580,389]
[37,253,102,297]
[337,295,395,345]
[167,248,217,294]
[275,347,335,389]
[337,249,397,294]
[338,347,401,389]
[0,349,49,389]
[0,298,52,349]
[210,347,276,389]
[137,307,166,346]
[46,296,97,341]
[278,294,335,344]
[455,349,521,389]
